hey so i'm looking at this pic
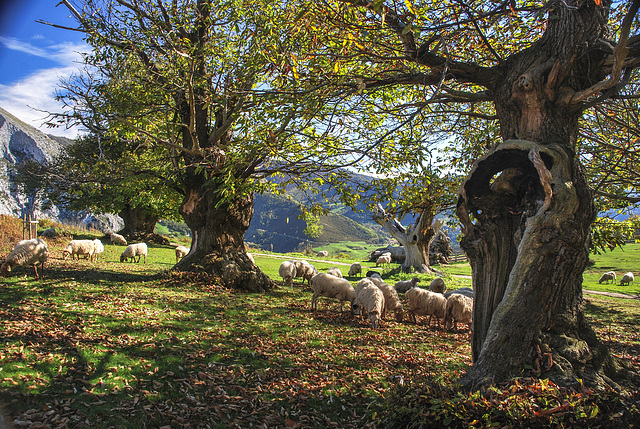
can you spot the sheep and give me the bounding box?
[279,261,297,285]
[348,262,362,277]
[316,250,329,258]
[368,276,404,321]
[62,239,97,262]
[598,271,616,284]
[93,239,104,261]
[405,287,447,328]
[39,227,57,238]
[394,277,420,294]
[1,238,49,279]
[293,260,317,284]
[366,270,382,279]
[110,233,127,246]
[352,283,385,328]
[444,293,473,331]
[444,287,474,299]
[376,253,392,268]
[175,245,190,263]
[120,243,148,263]
[327,267,343,278]
[310,272,356,312]
[429,277,446,294]
[620,272,635,286]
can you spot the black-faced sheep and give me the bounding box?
[598,271,616,284]
[353,282,385,328]
[310,273,356,312]
[348,262,362,277]
[110,233,127,246]
[175,245,189,263]
[429,277,446,293]
[444,293,473,331]
[279,261,297,285]
[63,239,97,262]
[405,287,447,328]
[394,277,419,294]
[120,243,148,263]
[1,238,49,279]
[620,272,635,286]
[368,276,404,322]
[327,267,343,278]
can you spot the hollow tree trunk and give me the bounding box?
[455,1,639,389]
[175,183,274,292]
[372,204,442,273]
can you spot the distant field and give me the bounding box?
[584,243,640,295]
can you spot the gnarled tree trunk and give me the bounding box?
[175,182,274,292]
[118,204,169,245]
[373,204,443,273]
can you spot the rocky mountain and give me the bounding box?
[0,107,123,232]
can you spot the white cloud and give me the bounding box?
[0,39,89,138]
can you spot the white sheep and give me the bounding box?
[63,239,97,262]
[1,238,49,279]
[93,239,105,261]
[353,283,385,328]
[444,293,473,331]
[444,287,474,299]
[376,253,392,268]
[310,273,356,312]
[293,260,317,284]
[368,276,404,322]
[316,250,329,258]
[429,277,446,294]
[620,272,635,286]
[348,262,362,277]
[120,243,148,263]
[327,267,343,278]
[598,271,616,284]
[110,233,127,246]
[279,261,297,285]
[405,287,447,328]
[175,245,189,263]
[394,277,420,294]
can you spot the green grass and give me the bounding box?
[0,239,638,428]
[583,242,640,295]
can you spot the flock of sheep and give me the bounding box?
[599,270,635,286]
[0,233,192,279]
[280,258,474,331]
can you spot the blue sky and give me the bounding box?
[0,0,88,138]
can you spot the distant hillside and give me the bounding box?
[245,193,390,253]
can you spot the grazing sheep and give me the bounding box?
[110,233,127,246]
[368,276,404,321]
[293,261,317,285]
[620,272,635,286]
[405,287,447,328]
[376,253,392,268]
[353,283,385,328]
[63,239,97,262]
[93,239,105,261]
[429,277,446,294]
[175,245,189,263]
[366,270,382,279]
[394,277,420,294]
[120,243,148,263]
[444,293,473,331]
[1,238,49,279]
[327,267,343,278]
[348,262,362,277]
[310,273,356,312]
[444,287,474,299]
[598,271,616,284]
[316,250,329,258]
[279,261,297,285]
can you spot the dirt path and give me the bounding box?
[583,289,640,300]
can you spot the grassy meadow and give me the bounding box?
[0,219,639,428]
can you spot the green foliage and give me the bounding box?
[591,216,640,254]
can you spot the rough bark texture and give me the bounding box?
[175,184,274,292]
[372,204,442,273]
[118,204,169,245]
